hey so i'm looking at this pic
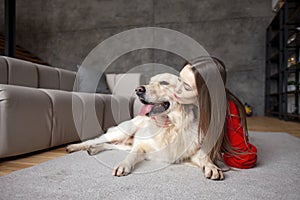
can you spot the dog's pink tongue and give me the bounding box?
[139,104,154,116]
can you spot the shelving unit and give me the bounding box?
[265,0,300,122]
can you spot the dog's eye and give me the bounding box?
[159,81,169,85]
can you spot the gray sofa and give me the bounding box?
[0,56,143,158]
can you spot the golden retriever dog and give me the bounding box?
[67,73,224,180]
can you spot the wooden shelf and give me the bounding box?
[288,5,300,23]
[268,51,280,62]
[286,35,300,48]
[285,90,300,94]
[265,2,300,122]
[270,73,279,79]
[268,92,279,96]
[288,62,300,72]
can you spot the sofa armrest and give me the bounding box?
[0,84,52,158]
[0,57,8,84]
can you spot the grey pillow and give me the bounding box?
[76,65,111,94]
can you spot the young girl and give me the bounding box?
[153,56,257,180]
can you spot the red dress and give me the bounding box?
[223,100,257,169]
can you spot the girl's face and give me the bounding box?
[174,64,198,105]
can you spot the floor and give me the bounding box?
[0,116,299,177]
[247,116,300,138]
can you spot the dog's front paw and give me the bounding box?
[200,159,224,180]
[113,162,133,177]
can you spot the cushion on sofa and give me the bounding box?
[0,57,8,84]
[55,68,76,92]
[0,84,53,158]
[106,73,143,97]
[36,64,60,90]
[39,89,106,146]
[39,89,82,147]
[106,73,145,118]
[76,65,111,94]
[72,92,105,140]
[5,57,38,88]
[96,94,132,132]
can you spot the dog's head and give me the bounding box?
[136,73,178,117]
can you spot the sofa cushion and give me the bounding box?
[39,89,82,147]
[36,64,60,90]
[39,89,106,146]
[97,94,132,132]
[72,92,105,140]
[5,57,38,88]
[105,74,115,94]
[105,73,144,119]
[0,84,52,158]
[0,57,8,84]
[55,68,76,91]
[76,66,111,94]
[105,73,142,97]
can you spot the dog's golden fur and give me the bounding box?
[67,73,224,180]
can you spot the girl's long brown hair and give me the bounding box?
[185,56,250,163]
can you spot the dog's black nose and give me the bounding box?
[135,86,146,96]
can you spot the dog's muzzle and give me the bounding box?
[135,85,170,117]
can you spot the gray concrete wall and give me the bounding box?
[0,0,275,115]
